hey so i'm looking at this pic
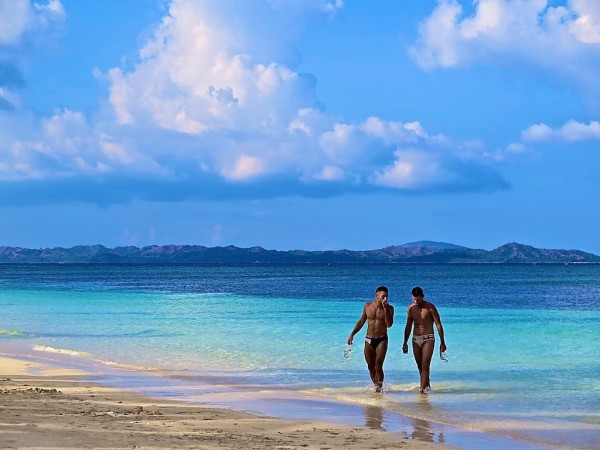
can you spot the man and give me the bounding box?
[402,286,447,393]
[347,286,394,392]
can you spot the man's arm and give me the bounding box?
[402,306,413,354]
[383,304,394,328]
[431,305,447,352]
[347,305,368,345]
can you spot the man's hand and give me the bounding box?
[380,296,390,311]
[440,342,447,352]
[402,343,409,354]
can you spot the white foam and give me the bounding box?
[32,344,91,357]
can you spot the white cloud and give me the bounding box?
[101,141,134,165]
[506,143,526,154]
[360,117,429,142]
[521,123,553,142]
[317,118,431,170]
[0,109,169,181]
[374,156,419,189]
[409,0,465,69]
[0,0,32,45]
[34,0,64,20]
[569,0,600,44]
[522,119,600,142]
[373,150,461,189]
[4,110,105,178]
[0,0,64,46]
[410,0,600,100]
[0,0,65,113]
[0,87,21,109]
[106,0,320,135]
[0,0,510,204]
[313,165,345,181]
[223,154,266,181]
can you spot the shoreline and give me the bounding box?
[0,354,458,450]
[0,346,564,450]
[0,345,561,450]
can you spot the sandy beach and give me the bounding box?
[0,355,457,450]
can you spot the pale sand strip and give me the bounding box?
[0,356,458,450]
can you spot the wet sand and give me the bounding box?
[0,355,458,449]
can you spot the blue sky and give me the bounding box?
[1,0,600,253]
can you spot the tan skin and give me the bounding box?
[348,289,394,392]
[402,293,446,393]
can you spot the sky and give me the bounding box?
[1,0,600,254]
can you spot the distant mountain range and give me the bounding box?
[0,241,599,264]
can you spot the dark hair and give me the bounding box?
[375,285,388,294]
[411,286,424,297]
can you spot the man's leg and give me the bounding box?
[419,339,435,392]
[412,340,423,388]
[364,342,377,388]
[373,340,388,392]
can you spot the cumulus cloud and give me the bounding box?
[373,150,442,189]
[569,0,600,44]
[0,0,65,48]
[0,0,34,46]
[223,155,267,181]
[0,108,170,182]
[0,0,510,206]
[0,0,65,111]
[522,119,600,142]
[410,0,600,100]
[105,0,322,135]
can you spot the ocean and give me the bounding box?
[1,263,599,449]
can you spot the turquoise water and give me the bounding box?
[1,263,599,449]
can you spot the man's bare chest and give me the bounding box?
[411,306,431,322]
[366,305,386,320]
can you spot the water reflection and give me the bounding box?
[361,396,445,445]
[364,404,384,429]
[409,394,445,444]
